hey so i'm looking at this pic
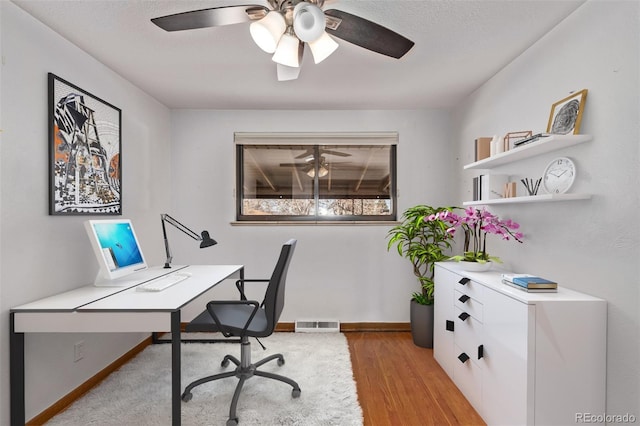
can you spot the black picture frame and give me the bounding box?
[48,73,122,215]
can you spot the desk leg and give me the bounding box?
[10,312,26,425]
[171,310,181,426]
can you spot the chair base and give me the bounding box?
[181,337,301,425]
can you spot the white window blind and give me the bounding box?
[234,132,398,146]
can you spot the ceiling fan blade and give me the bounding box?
[280,163,307,167]
[321,149,351,157]
[151,5,269,32]
[324,9,414,59]
[295,150,314,159]
[295,149,350,159]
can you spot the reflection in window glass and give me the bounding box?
[237,144,396,221]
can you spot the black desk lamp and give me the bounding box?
[161,213,217,268]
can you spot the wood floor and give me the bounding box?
[345,331,485,426]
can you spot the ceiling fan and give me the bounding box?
[151,0,414,81]
[280,155,349,177]
[294,147,351,159]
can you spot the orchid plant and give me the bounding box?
[447,207,524,263]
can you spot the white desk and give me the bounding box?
[10,264,244,426]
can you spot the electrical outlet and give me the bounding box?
[74,341,85,362]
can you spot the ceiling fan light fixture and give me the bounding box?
[249,11,286,53]
[292,2,326,42]
[308,31,339,64]
[276,63,301,81]
[272,28,302,68]
[307,165,329,178]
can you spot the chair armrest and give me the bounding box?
[235,278,270,300]
[206,299,260,338]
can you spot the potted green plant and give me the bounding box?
[387,205,456,347]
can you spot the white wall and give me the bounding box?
[0,2,172,422]
[451,0,639,416]
[170,109,457,322]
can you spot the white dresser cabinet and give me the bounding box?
[434,262,606,425]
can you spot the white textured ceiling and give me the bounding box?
[12,0,585,109]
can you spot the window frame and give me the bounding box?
[235,132,398,223]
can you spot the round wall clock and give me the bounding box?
[542,157,576,194]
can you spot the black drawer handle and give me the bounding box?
[478,345,484,359]
[446,320,454,332]
[458,352,470,363]
[458,294,470,303]
[458,278,470,285]
[458,312,470,321]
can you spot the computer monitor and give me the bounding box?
[84,219,148,285]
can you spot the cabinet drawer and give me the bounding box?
[454,307,483,362]
[454,344,482,413]
[454,290,483,322]
[454,276,484,303]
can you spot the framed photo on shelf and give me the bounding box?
[48,73,122,215]
[546,89,588,135]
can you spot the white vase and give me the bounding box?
[459,261,492,272]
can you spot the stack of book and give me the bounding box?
[501,273,558,293]
[472,174,510,201]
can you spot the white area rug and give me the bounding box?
[47,332,363,426]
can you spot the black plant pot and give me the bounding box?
[410,300,434,348]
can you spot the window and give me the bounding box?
[235,133,397,222]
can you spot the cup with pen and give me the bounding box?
[521,178,542,196]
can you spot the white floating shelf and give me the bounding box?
[463,193,592,206]
[464,134,592,170]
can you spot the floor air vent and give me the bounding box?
[295,320,340,333]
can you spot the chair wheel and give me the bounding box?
[226,418,238,426]
[277,357,285,367]
[292,388,301,398]
[181,392,192,402]
[221,358,230,368]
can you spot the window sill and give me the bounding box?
[231,220,399,226]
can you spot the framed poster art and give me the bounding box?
[546,89,588,135]
[48,73,122,215]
